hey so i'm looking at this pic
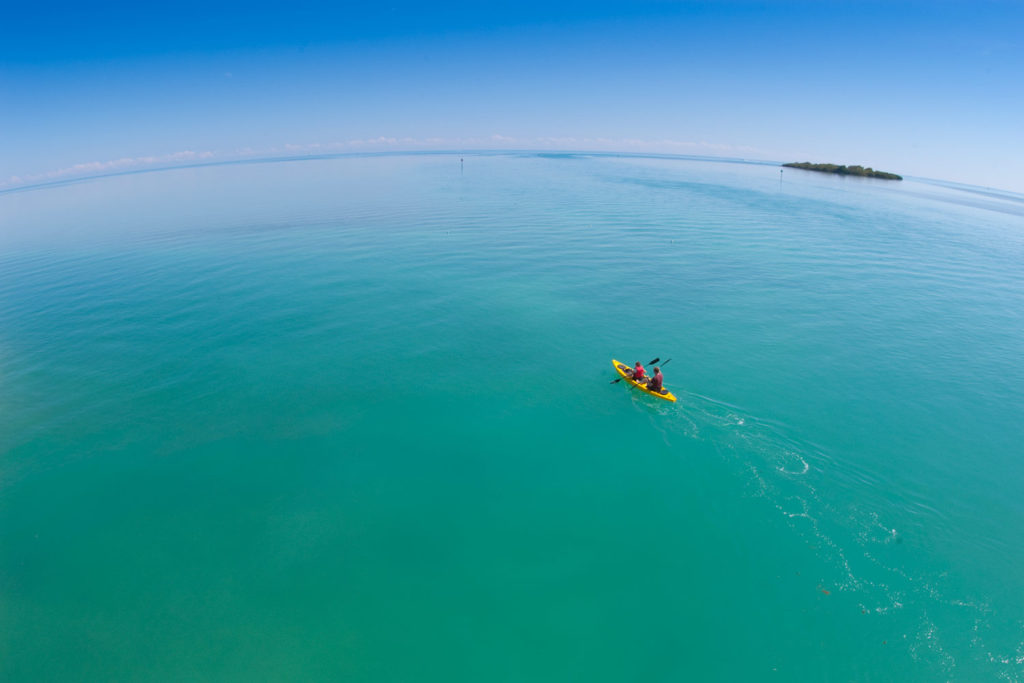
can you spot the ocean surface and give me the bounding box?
[2,153,1023,681]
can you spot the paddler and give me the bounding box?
[646,366,664,392]
[629,361,647,382]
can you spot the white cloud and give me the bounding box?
[536,136,579,146]
[1,150,216,189]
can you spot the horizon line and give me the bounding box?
[2,149,1022,205]
[0,149,780,196]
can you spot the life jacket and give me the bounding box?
[632,365,646,379]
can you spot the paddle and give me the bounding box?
[610,357,661,384]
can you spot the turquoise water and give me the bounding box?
[2,153,1023,681]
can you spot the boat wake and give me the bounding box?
[661,390,1024,681]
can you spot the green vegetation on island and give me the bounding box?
[782,162,902,181]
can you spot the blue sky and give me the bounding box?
[3,1,1022,192]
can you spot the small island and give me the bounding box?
[782,162,902,181]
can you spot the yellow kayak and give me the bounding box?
[612,359,677,402]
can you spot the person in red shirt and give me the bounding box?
[646,366,664,392]
[629,361,646,382]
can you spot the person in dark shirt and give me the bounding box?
[646,366,664,392]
